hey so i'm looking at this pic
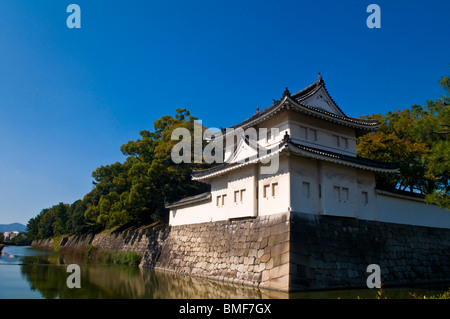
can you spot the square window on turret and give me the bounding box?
[309,129,317,142]
[362,191,369,204]
[263,184,270,198]
[302,182,310,198]
[334,135,340,148]
[222,194,227,205]
[333,186,340,200]
[341,137,349,149]
[300,126,308,140]
[272,183,278,197]
[342,187,349,201]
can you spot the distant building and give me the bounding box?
[3,231,20,241]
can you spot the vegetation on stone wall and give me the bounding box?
[84,245,142,266]
[411,288,450,299]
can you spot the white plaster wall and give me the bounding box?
[355,170,377,220]
[287,112,357,156]
[256,112,289,149]
[170,134,450,228]
[169,199,214,226]
[225,110,359,166]
[210,174,232,222]
[375,192,450,229]
[226,165,257,219]
[289,156,321,214]
[170,165,258,226]
[319,162,359,218]
[289,158,378,219]
[258,156,291,216]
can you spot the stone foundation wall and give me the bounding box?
[155,212,291,291]
[31,211,450,292]
[32,224,169,267]
[290,212,450,291]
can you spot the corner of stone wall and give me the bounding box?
[155,211,292,292]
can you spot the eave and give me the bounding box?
[220,97,378,142]
[165,192,212,209]
[192,140,399,181]
[287,142,400,173]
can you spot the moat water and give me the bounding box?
[0,246,446,299]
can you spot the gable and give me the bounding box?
[225,136,258,164]
[300,86,345,117]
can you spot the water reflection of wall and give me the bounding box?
[85,266,287,299]
[19,253,286,299]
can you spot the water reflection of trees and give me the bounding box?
[20,254,286,299]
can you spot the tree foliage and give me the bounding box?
[27,109,210,239]
[357,76,449,208]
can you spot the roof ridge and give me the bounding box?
[290,75,323,100]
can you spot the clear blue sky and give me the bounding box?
[0,0,448,225]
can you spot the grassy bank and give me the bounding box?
[32,235,143,266]
[85,245,142,266]
[409,288,450,299]
[58,244,142,266]
[355,284,450,299]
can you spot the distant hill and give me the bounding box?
[0,223,27,233]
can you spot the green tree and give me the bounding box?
[27,211,44,240]
[82,108,209,230]
[52,203,70,236]
[358,75,449,208]
[37,208,54,239]
[11,233,31,246]
[66,199,89,234]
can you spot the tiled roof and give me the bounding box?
[291,72,346,117]
[227,75,378,133]
[165,192,211,209]
[288,141,400,171]
[375,187,425,200]
[191,162,240,179]
[191,139,399,180]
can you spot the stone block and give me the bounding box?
[248,248,258,258]
[271,242,289,258]
[290,252,309,266]
[260,274,289,291]
[265,258,274,270]
[257,249,265,259]
[261,269,270,282]
[252,272,262,282]
[259,237,268,249]
[272,255,281,268]
[280,251,289,265]
[269,263,290,279]
[257,263,266,272]
[260,253,271,263]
